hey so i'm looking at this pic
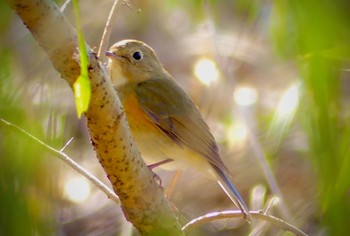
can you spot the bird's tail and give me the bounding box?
[211,165,251,222]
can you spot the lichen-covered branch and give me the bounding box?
[6,0,182,234]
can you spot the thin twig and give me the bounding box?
[249,196,276,236]
[0,118,120,205]
[60,0,71,12]
[123,0,133,9]
[264,196,277,214]
[182,210,308,236]
[98,0,122,62]
[60,136,74,152]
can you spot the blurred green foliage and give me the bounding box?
[0,49,56,235]
[0,1,12,33]
[271,0,350,234]
[0,6,56,234]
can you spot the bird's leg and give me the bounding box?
[147,158,173,170]
[147,159,173,186]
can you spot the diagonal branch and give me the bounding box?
[5,0,182,235]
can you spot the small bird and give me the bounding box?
[106,39,250,220]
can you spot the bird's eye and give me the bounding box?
[132,51,143,60]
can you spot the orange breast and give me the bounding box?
[121,91,158,134]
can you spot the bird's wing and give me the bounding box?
[134,78,229,173]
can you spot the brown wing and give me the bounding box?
[134,77,229,173]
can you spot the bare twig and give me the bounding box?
[249,195,276,236]
[60,136,74,152]
[0,118,120,205]
[264,196,277,214]
[182,210,308,236]
[123,0,133,9]
[98,0,122,62]
[60,0,71,12]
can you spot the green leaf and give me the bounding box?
[72,0,91,118]
[73,74,91,118]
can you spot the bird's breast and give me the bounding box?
[121,91,157,132]
[119,90,171,158]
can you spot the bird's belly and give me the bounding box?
[132,129,212,174]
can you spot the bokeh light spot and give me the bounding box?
[233,86,258,106]
[194,58,219,85]
[64,177,90,203]
[227,122,248,147]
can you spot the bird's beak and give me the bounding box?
[106,51,126,63]
[105,51,116,59]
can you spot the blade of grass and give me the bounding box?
[72,0,90,118]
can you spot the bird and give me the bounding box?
[106,39,250,220]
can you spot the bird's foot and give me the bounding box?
[147,159,173,187]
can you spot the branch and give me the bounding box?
[0,118,120,205]
[5,0,182,235]
[98,0,122,62]
[182,210,308,236]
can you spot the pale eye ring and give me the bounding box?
[132,51,143,60]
